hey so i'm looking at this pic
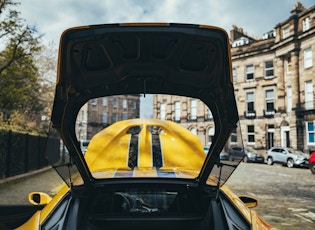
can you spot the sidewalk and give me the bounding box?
[0,167,63,204]
[0,166,52,186]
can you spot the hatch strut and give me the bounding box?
[215,161,238,200]
[52,162,74,188]
[215,162,223,200]
[67,161,73,188]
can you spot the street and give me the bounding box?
[226,162,315,230]
[0,163,314,229]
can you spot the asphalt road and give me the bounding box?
[226,162,315,230]
[0,163,314,229]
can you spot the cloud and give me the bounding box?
[17,0,314,45]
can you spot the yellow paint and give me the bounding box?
[85,118,205,176]
[15,211,40,230]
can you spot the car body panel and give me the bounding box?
[309,152,315,174]
[15,211,40,230]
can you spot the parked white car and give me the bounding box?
[266,147,309,168]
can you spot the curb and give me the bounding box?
[0,166,52,186]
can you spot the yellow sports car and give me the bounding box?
[2,23,272,230]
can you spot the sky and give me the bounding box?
[14,0,315,117]
[17,0,314,46]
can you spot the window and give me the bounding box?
[246,65,254,80]
[304,48,312,68]
[232,68,237,83]
[207,108,213,119]
[174,101,181,121]
[123,99,128,109]
[112,113,118,123]
[102,98,108,106]
[302,17,310,32]
[247,125,255,143]
[306,122,315,145]
[264,61,274,78]
[282,27,290,39]
[265,89,274,112]
[112,98,118,108]
[190,99,197,120]
[230,129,237,143]
[102,112,107,124]
[208,127,214,144]
[287,87,292,112]
[122,113,128,120]
[246,92,254,113]
[160,103,166,120]
[305,81,314,110]
[81,111,85,123]
[131,101,137,109]
[190,127,197,135]
[286,56,292,74]
[91,99,97,106]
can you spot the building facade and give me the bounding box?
[153,2,315,152]
[153,95,215,146]
[76,95,140,140]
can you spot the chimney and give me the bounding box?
[291,2,306,15]
[230,25,245,42]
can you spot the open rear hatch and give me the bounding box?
[48,23,240,190]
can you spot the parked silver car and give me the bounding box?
[266,147,309,168]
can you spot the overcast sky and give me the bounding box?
[15,0,314,117]
[17,0,314,45]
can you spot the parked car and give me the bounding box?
[310,151,315,174]
[220,151,230,160]
[0,23,272,230]
[204,146,230,160]
[228,146,264,163]
[228,146,245,161]
[266,147,309,168]
[243,147,265,163]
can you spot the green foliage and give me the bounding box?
[0,0,49,134]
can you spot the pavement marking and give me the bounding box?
[293,213,313,223]
[289,207,315,223]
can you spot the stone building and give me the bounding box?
[153,95,215,146]
[76,95,140,140]
[153,2,315,152]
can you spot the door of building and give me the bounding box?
[266,125,274,149]
[281,126,290,148]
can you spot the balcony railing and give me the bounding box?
[187,115,198,122]
[244,111,256,119]
[205,113,213,121]
[173,116,181,123]
[296,102,315,115]
[297,102,315,111]
[263,109,276,118]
